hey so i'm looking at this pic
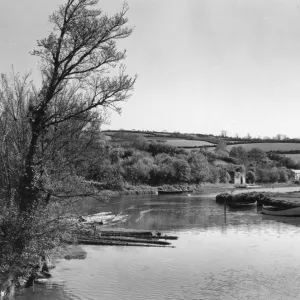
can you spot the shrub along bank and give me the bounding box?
[85,135,298,192]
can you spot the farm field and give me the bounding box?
[213,159,228,166]
[227,143,300,152]
[102,132,300,153]
[103,131,155,137]
[162,139,215,147]
[102,131,215,147]
[147,136,188,140]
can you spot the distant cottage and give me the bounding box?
[228,168,246,185]
[291,169,300,181]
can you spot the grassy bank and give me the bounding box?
[116,183,237,195]
[119,185,158,195]
[60,245,87,260]
[111,182,300,196]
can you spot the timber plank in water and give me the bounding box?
[75,227,178,247]
[77,235,171,246]
[97,229,178,240]
[77,239,174,247]
[99,229,153,236]
[150,235,178,240]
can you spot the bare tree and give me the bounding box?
[220,130,227,138]
[0,0,136,295]
[17,0,136,212]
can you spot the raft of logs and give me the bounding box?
[74,226,178,248]
[216,191,300,209]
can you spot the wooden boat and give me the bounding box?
[34,278,49,284]
[228,201,257,208]
[234,184,260,189]
[158,190,193,195]
[234,184,248,189]
[261,206,300,217]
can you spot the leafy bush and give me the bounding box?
[248,148,267,163]
[269,168,280,183]
[188,152,210,183]
[215,141,229,157]
[246,171,256,183]
[148,141,186,156]
[278,168,288,182]
[172,158,191,183]
[230,146,247,162]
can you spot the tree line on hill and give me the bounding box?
[82,134,299,189]
[103,129,300,145]
[222,143,299,183]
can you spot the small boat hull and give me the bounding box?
[234,185,248,189]
[158,190,193,195]
[228,202,257,208]
[34,278,49,284]
[261,206,300,217]
[234,184,261,189]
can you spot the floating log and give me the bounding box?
[76,235,171,246]
[76,228,178,240]
[98,231,178,240]
[74,227,178,247]
[98,229,153,237]
[77,239,174,247]
[151,235,178,240]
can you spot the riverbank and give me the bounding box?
[117,183,235,196]
[116,182,300,196]
[15,187,300,300]
[10,182,300,298]
[216,189,300,209]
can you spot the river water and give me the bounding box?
[15,189,300,300]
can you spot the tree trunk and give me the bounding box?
[17,131,40,212]
[0,271,16,300]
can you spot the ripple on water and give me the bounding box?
[14,194,300,300]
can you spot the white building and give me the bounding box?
[291,169,300,181]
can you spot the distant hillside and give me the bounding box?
[227,143,300,152]
[91,129,300,187]
[102,130,300,153]
[101,130,218,146]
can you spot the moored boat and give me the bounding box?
[234,184,248,189]
[158,190,193,195]
[34,278,49,284]
[228,201,257,208]
[261,205,300,217]
[234,184,261,189]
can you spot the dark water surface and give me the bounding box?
[15,192,300,300]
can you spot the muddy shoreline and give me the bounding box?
[117,183,300,196]
[9,183,300,299]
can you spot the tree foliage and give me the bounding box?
[214,141,229,157]
[247,148,267,164]
[229,146,247,162]
[0,0,136,294]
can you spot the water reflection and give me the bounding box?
[109,194,264,233]
[15,192,300,300]
[15,282,74,300]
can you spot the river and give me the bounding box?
[15,188,300,300]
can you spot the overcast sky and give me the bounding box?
[1,0,300,138]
